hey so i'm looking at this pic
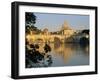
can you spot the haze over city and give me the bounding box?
[34,13,89,32]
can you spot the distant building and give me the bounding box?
[61,21,75,37]
[42,28,49,35]
[25,21,88,43]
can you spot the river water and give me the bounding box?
[26,42,89,68]
[38,43,89,67]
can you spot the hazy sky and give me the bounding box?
[34,12,89,32]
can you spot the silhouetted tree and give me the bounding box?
[80,37,89,45]
[82,30,89,34]
[26,12,36,26]
[25,12,41,34]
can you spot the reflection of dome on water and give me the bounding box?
[54,43,74,63]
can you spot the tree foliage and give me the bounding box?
[26,12,36,26]
[82,30,89,34]
[25,12,41,34]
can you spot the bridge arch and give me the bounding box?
[54,37,62,43]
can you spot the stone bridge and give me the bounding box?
[26,34,65,43]
[26,34,89,43]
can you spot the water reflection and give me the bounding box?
[26,42,89,68]
[50,43,89,66]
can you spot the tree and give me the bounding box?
[82,30,89,34]
[79,37,89,45]
[26,12,36,26]
[25,12,41,34]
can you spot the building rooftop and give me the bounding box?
[61,21,72,30]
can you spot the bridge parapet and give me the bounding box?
[26,33,89,43]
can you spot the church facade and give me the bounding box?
[61,21,76,38]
